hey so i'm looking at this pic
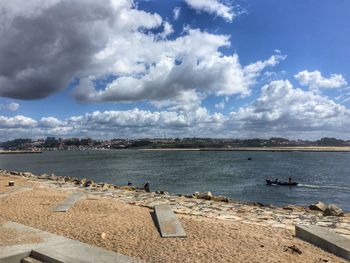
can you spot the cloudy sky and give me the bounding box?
[0,0,349,140]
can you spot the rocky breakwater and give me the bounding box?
[1,169,350,239]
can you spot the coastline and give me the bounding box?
[0,170,349,262]
[0,150,42,154]
[140,146,350,152]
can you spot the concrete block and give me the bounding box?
[296,224,350,260]
[0,222,144,263]
[51,192,84,212]
[154,204,186,238]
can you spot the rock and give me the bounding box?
[64,176,71,182]
[323,204,344,216]
[309,201,327,212]
[212,196,229,202]
[10,171,20,175]
[80,178,87,185]
[119,186,135,191]
[102,183,110,189]
[283,205,305,212]
[22,172,33,177]
[72,178,82,185]
[184,194,193,198]
[38,173,50,179]
[48,174,58,181]
[196,191,213,200]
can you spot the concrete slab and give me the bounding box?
[0,221,144,263]
[154,204,186,238]
[51,192,84,212]
[296,224,350,260]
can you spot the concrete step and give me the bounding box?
[21,256,43,263]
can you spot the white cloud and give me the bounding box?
[40,117,64,127]
[294,70,347,92]
[230,80,350,137]
[173,7,181,20]
[0,115,37,128]
[2,80,350,140]
[7,102,20,111]
[158,22,174,39]
[0,0,275,111]
[74,32,285,104]
[184,0,237,22]
[0,102,20,111]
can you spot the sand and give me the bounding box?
[0,175,347,263]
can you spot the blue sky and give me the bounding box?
[0,0,349,140]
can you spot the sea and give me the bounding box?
[1,150,349,211]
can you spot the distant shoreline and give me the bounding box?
[140,146,350,152]
[0,150,42,154]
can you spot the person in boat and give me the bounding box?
[274,178,278,183]
[288,177,292,184]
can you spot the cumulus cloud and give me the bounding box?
[294,70,348,92]
[0,0,277,109]
[0,0,162,100]
[0,115,37,128]
[184,0,238,22]
[173,7,181,20]
[230,80,350,135]
[0,106,227,140]
[2,80,350,140]
[0,102,20,111]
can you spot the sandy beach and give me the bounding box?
[0,173,348,263]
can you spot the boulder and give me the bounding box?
[22,172,34,177]
[212,196,229,202]
[119,186,135,191]
[283,205,306,212]
[38,173,50,179]
[48,174,58,181]
[196,191,213,200]
[323,204,344,217]
[10,171,20,175]
[309,201,327,212]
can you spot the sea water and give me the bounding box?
[1,150,349,211]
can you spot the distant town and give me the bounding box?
[1,137,350,151]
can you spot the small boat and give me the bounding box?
[265,179,298,186]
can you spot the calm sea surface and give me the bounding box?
[1,150,349,211]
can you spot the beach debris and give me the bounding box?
[101,232,106,239]
[323,204,344,217]
[309,201,327,212]
[8,181,15,187]
[285,245,302,254]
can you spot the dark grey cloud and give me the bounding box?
[0,0,113,99]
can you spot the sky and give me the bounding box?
[0,0,350,141]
